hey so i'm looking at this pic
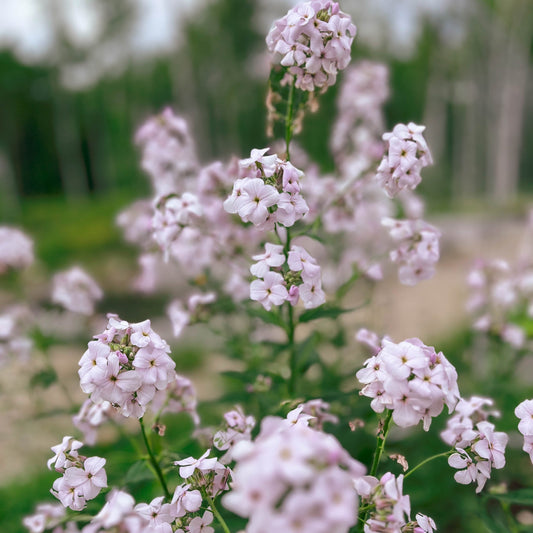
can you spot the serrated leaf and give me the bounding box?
[29,368,58,389]
[124,460,154,485]
[298,305,356,323]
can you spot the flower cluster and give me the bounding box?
[0,305,33,365]
[467,257,532,348]
[356,473,437,533]
[22,503,67,533]
[72,399,115,446]
[175,449,230,500]
[0,226,34,273]
[298,398,339,430]
[440,396,500,447]
[150,372,200,426]
[356,473,408,532]
[51,266,103,315]
[515,399,533,464]
[48,436,107,511]
[224,148,309,230]
[266,0,356,92]
[250,243,325,310]
[441,397,508,493]
[382,217,441,286]
[331,61,389,174]
[135,107,198,196]
[376,123,433,198]
[167,292,217,338]
[357,337,460,430]
[213,406,256,463]
[152,193,205,262]
[78,314,178,418]
[223,406,366,533]
[80,487,202,533]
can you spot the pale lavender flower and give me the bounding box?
[446,415,508,494]
[188,510,214,533]
[171,484,202,518]
[214,406,255,463]
[51,266,103,315]
[63,456,107,500]
[515,399,533,463]
[0,226,34,273]
[383,217,441,286]
[116,199,154,248]
[251,243,285,278]
[175,449,221,479]
[23,503,65,533]
[72,399,114,446]
[360,473,411,533]
[47,436,83,471]
[250,271,289,310]
[135,108,198,196]
[51,450,107,511]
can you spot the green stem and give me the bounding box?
[287,302,297,396]
[204,490,232,533]
[285,78,296,160]
[358,410,393,532]
[139,417,171,500]
[41,348,76,406]
[369,410,393,477]
[500,500,519,533]
[404,450,453,479]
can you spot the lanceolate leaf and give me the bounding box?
[298,304,356,323]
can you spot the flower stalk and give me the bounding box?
[139,417,171,500]
[203,489,232,533]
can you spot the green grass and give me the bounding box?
[3,194,139,272]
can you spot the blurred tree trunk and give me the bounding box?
[486,0,532,203]
[52,87,89,198]
[0,151,20,218]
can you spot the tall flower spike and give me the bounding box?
[267,1,357,92]
[376,122,432,197]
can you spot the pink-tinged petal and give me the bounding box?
[448,453,467,469]
[84,456,106,475]
[116,370,142,392]
[454,468,475,485]
[64,466,88,487]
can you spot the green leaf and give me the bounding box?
[124,460,154,485]
[30,328,57,352]
[485,489,533,505]
[29,368,58,389]
[296,332,321,373]
[298,305,356,323]
[335,268,361,300]
[248,307,286,330]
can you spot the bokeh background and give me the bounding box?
[1,0,532,209]
[0,0,532,531]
